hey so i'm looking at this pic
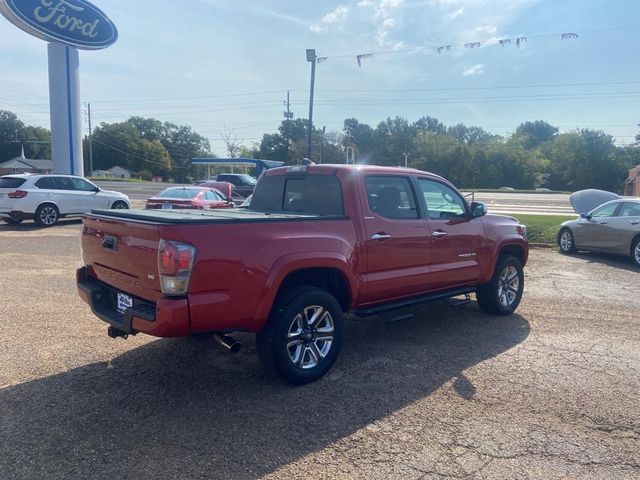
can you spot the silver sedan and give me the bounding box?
[558,196,640,268]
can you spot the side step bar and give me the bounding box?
[353,287,476,318]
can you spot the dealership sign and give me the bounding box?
[0,0,117,50]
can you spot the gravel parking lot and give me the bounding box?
[0,221,638,479]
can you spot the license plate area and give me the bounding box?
[117,292,133,313]
[162,203,172,210]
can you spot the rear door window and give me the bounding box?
[0,178,27,188]
[35,177,55,189]
[364,176,418,219]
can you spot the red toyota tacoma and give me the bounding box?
[77,165,528,384]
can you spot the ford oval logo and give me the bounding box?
[0,0,118,50]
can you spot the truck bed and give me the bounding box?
[89,208,345,224]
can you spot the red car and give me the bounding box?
[79,165,528,384]
[145,186,235,210]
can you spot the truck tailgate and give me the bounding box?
[82,214,163,302]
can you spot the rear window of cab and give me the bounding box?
[250,174,344,216]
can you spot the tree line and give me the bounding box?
[1,109,639,193]
[252,116,640,193]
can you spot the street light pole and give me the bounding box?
[306,48,316,161]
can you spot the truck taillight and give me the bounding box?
[158,239,196,295]
[8,190,28,199]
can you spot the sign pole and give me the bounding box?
[48,43,83,176]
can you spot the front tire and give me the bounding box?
[256,286,344,385]
[34,204,59,227]
[476,255,524,315]
[558,228,577,254]
[111,201,128,209]
[631,237,640,269]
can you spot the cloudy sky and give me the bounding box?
[1,0,639,153]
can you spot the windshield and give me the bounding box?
[155,188,201,199]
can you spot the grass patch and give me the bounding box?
[507,213,576,245]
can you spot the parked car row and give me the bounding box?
[2,172,639,270]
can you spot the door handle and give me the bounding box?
[631,221,640,225]
[371,233,392,240]
[432,230,448,238]
[599,221,608,225]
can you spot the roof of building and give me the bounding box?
[0,157,53,170]
[107,165,130,173]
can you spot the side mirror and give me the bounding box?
[580,212,591,219]
[471,201,487,218]
[93,186,101,192]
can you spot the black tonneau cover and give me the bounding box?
[88,208,345,225]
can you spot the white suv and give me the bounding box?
[0,174,130,227]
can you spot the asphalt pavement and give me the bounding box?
[0,222,638,479]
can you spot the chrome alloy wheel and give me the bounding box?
[39,206,58,225]
[497,266,520,307]
[560,230,573,252]
[286,305,335,369]
[635,242,640,264]
[113,201,127,209]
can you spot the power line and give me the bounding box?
[313,25,640,65]
[90,90,286,104]
[295,80,640,94]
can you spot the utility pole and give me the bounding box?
[87,103,94,175]
[321,126,326,163]
[283,91,293,164]
[404,152,408,167]
[306,49,317,161]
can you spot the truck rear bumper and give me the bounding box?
[76,267,190,337]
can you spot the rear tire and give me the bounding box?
[558,228,577,254]
[256,286,344,385]
[111,201,128,209]
[476,255,524,316]
[34,204,59,227]
[631,237,640,269]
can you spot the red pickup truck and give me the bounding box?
[77,165,528,384]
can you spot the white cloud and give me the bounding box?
[462,64,484,76]
[322,5,349,24]
[358,0,406,46]
[449,7,464,19]
[310,5,349,34]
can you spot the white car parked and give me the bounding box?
[0,174,130,227]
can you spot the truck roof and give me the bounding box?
[262,164,447,182]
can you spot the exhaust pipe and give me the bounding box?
[213,333,241,354]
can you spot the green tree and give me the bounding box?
[514,120,559,150]
[0,110,52,162]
